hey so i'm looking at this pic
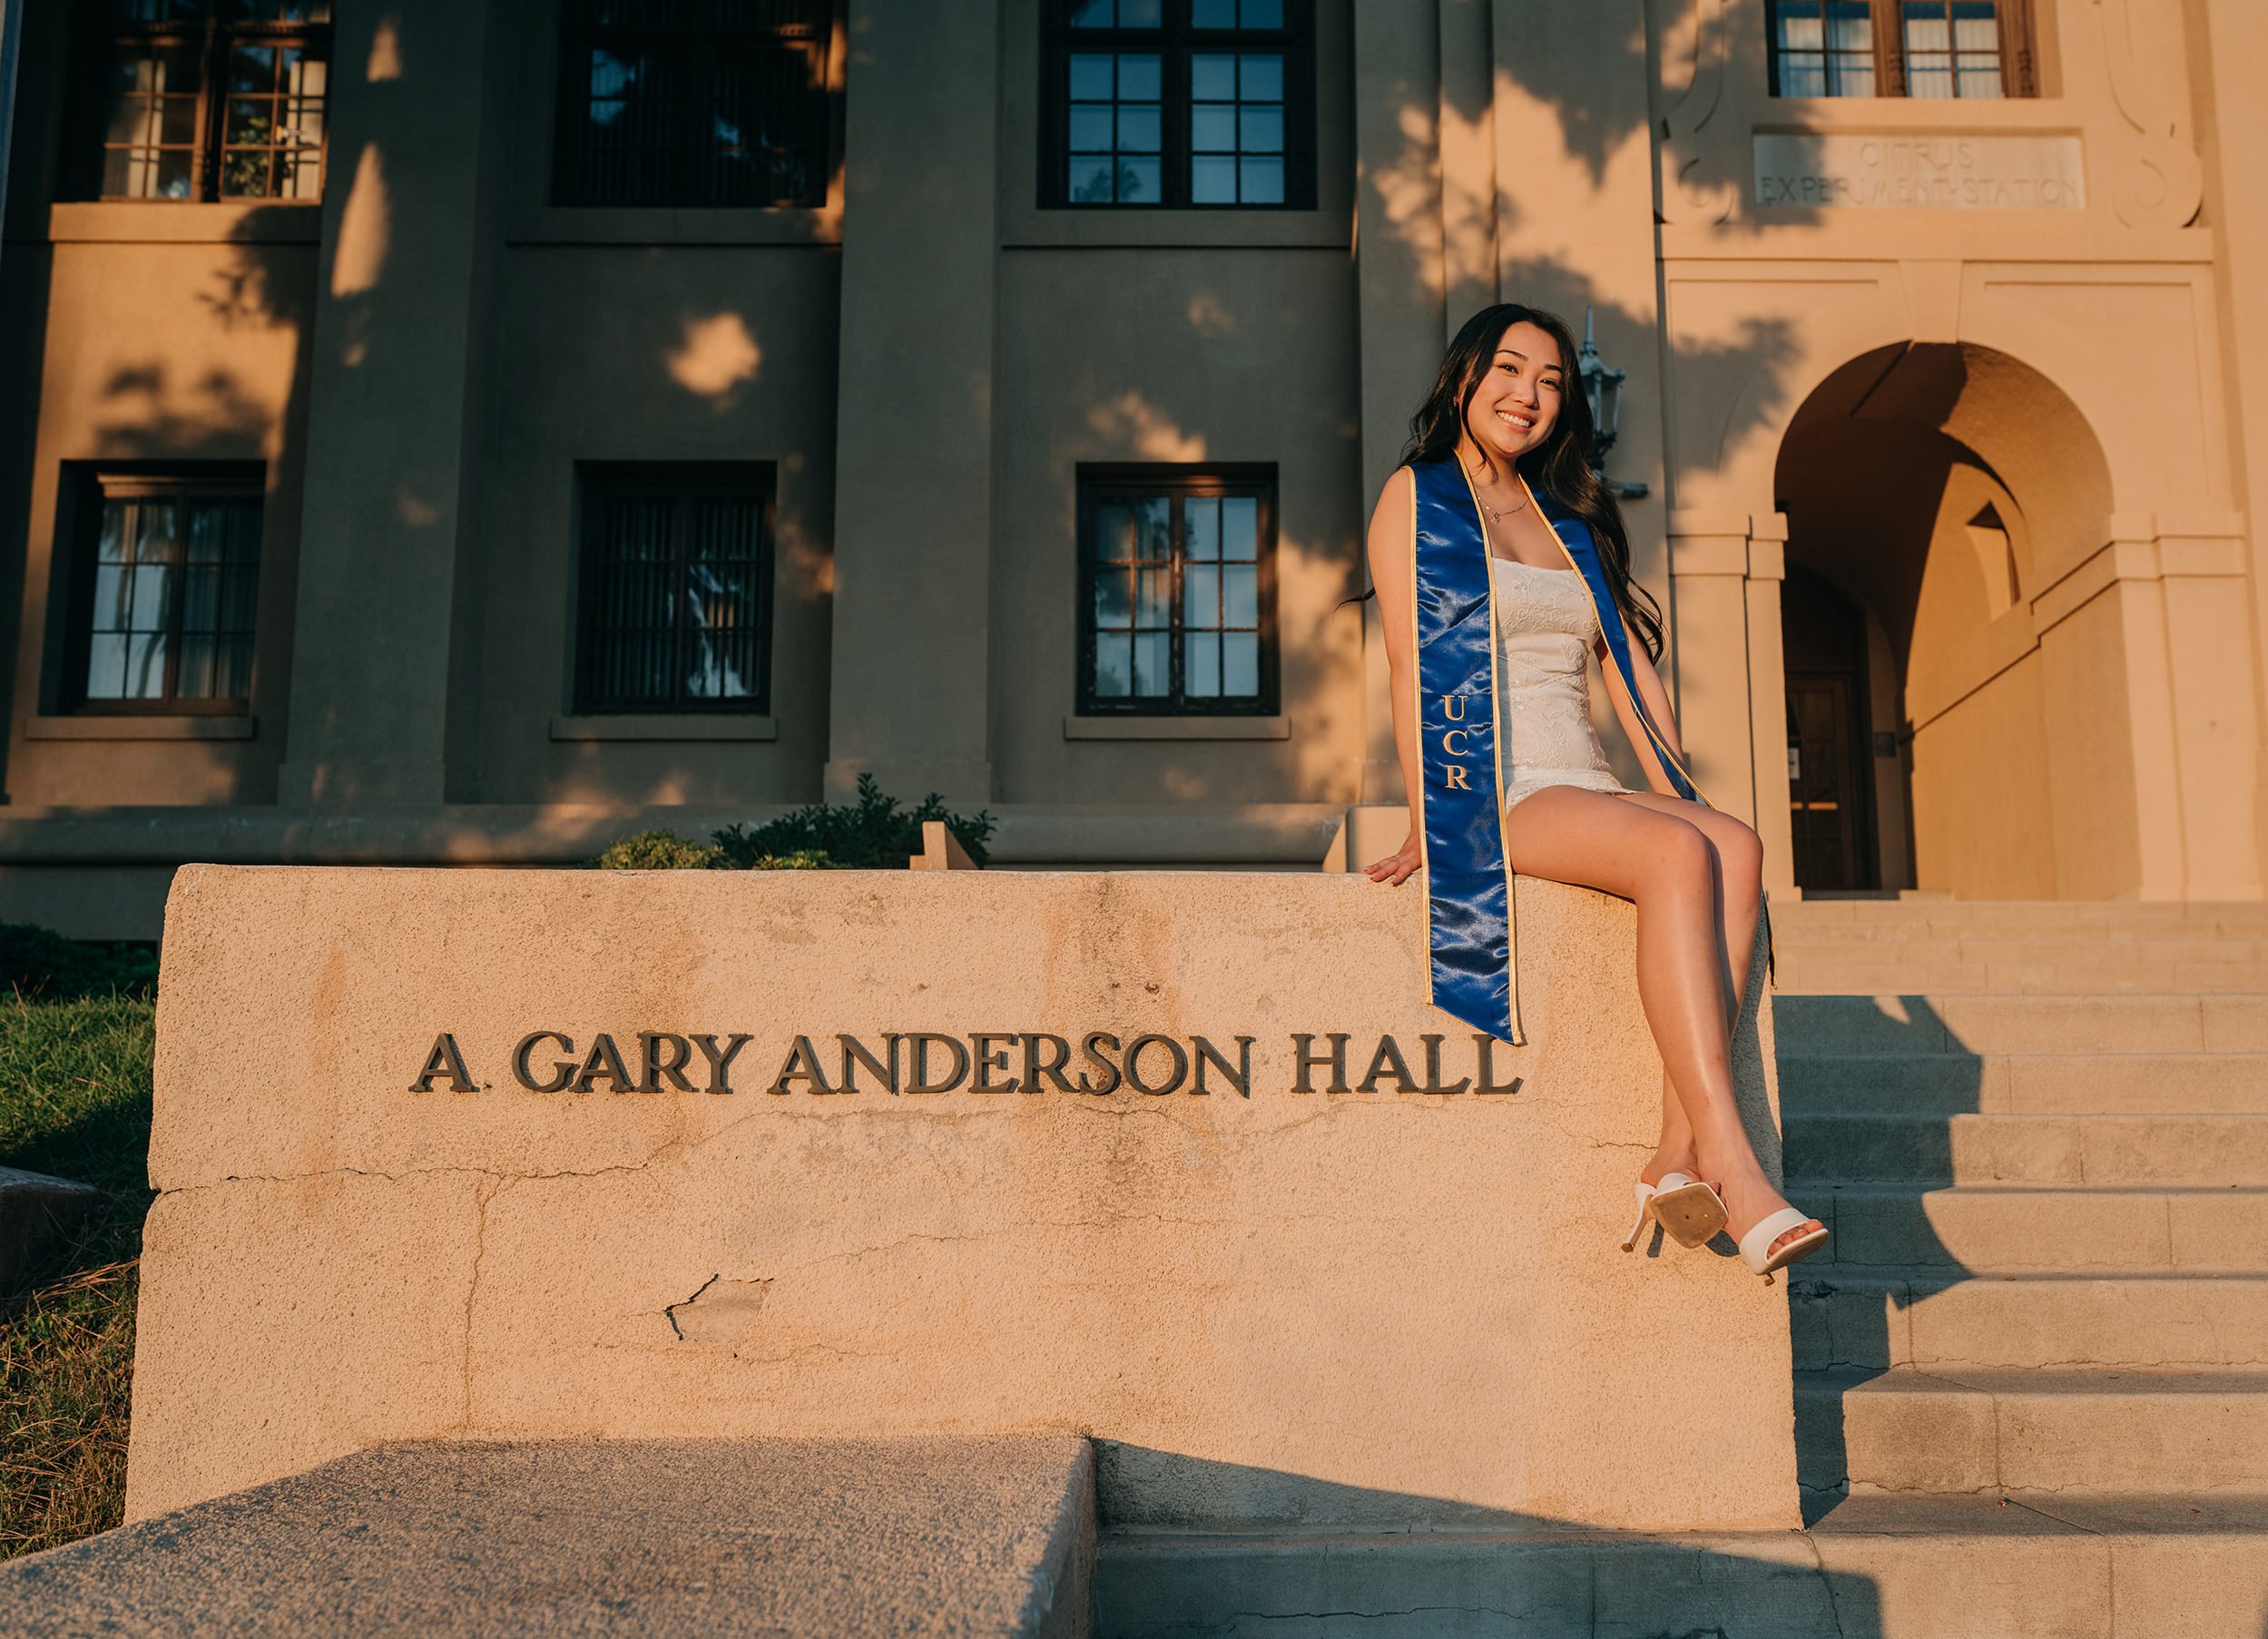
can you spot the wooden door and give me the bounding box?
[1786,673,1862,891]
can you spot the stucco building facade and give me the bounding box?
[0,0,2263,936]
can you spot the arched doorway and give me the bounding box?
[1773,342,2115,898]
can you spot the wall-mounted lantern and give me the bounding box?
[1577,306,1648,501]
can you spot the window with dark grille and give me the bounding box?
[1077,467,1276,715]
[575,466,774,714]
[1768,0,2033,97]
[553,0,830,208]
[65,470,262,712]
[1043,1,1314,209]
[77,0,331,202]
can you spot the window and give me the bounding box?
[80,1,331,202]
[553,0,830,208]
[1768,0,2035,97]
[1043,1,1314,209]
[64,469,262,712]
[575,466,774,714]
[1076,467,1276,715]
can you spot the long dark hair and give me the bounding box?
[1402,303,1666,662]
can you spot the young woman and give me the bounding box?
[1361,303,1827,1283]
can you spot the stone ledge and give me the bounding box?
[1,1437,1095,1638]
[0,1165,103,1287]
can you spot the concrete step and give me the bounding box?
[1777,927,2268,957]
[1097,1495,2268,1637]
[1775,957,2268,996]
[1777,1050,2268,1115]
[1774,993,2268,1055]
[1784,1111,2268,1183]
[1789,1266,2268,1371]
[1786,1183,2268,1272]
[1796,1367,2268,1499]
[1776,899,2268,929]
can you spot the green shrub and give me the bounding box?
[595,829,725,871]
[712,775,995,869]
[0,925,155,1003]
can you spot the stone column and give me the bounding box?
[1667,511,1793,889]
[2194,0,2268,890]
[821,0,999,806]
[1350,0,1442,833]
[276,0,500,809]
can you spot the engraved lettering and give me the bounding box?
[1021,1033,1075,1093]
[1291,1032,1350,1094]
[907,1033,970,1094]
[1192,1035,1254,1098]
[1474,1034,1522,1094]
[1124,1034,1189,1095]
[410,1032,476,1094]
[1421,1033,1472,1094]
[837,1034,898,1094]
[767,1035,835,1095]
[513,1031,575,1094]
[970,1032,1020,1093]
[1357,1034,1418,1094]
[572,1033,633,1094]
[1077,1032,1123,1094]
[638,1032,695,1094]
[689,1033,753,1094]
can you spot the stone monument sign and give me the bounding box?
[129,867,1796,1534]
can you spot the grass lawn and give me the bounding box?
[0,996,156,1558]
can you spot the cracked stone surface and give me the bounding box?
[129,866,1793,1533]
[2,1436,1095,1637]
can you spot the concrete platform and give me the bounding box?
[0,1437,1095,1638]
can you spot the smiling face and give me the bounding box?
[1461,319,1567,466]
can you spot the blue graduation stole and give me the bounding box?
[1408,457,1709,1045]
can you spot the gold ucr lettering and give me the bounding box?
[1441,694,1467,721]
[1442,729,1470,757]
[1445,766,1471,790]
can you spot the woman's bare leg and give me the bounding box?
[1617,796,1764,1187]
[1502,786,1811,1254]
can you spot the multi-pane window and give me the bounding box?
[1045,1,1313,209]
[1077,468,1276,715]
[553,0,830,208]
[1900,2,2004,98]
[69,473,262,711]
[1768,0,2033,97]
[575,466,774,714]
[83,1,330,202]
[1771,1,1878,96]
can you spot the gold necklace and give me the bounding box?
[1468,464,1530,525]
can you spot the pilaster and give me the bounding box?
[276,0,501,809]
[823,0,1001,806]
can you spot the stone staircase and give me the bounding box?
[1099,901,2268,1635]
[1774,898,2268,1633]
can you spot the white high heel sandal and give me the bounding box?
[1620,1172,1730,1252]
[1738,1208,1830,1285]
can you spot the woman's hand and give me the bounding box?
[1363,828,1424,886]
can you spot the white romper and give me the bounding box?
[1490,554,1631,810]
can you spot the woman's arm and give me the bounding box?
[1595,631,1686,798]
[1364,468,1425,885]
